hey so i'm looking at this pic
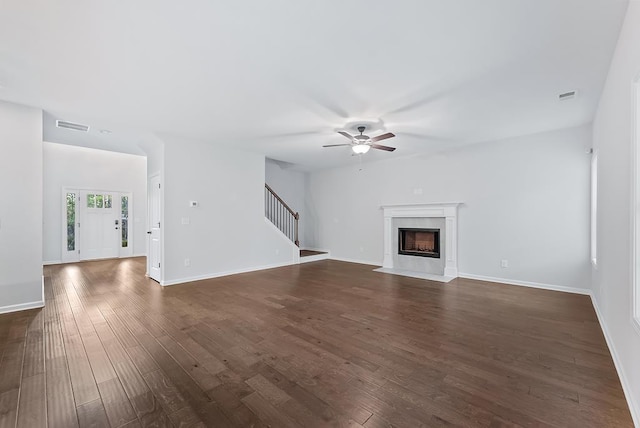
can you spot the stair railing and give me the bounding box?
[264,184,299,247]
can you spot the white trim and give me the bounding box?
[43,260,62,266]
[0,301,45,315]
[591,151,598,268]
[591,294,640,427]
[0,275,44,314]
[160,260,298,286]
[329,256,381,266]
[632,75,640,334]
[457,272,591,295]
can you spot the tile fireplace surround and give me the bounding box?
[376,203,461,282]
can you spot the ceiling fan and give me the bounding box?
[323,126,396,154]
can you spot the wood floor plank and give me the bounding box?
[76,399,110,428]
[22,311,45,378]
[156,335,221,391]
[113,359,150,399]
[0,340,26,395]
[97,378,137,427]
[130,391,173,428]
[241,391,299,427]
[16,373,46,427]
[245,373,291,407]
[142,369,189,414]
[0,389,19,428]
[126,345,160,375]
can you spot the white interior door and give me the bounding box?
[80,190,119,260]
[148,175,162,282]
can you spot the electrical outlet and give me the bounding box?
[181,217,190,225]
[184,258,190,267]
[501,259,509,268]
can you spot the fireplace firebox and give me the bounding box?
[398,228,440,258]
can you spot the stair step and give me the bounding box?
[300,250,327,257]
[299,250,329,264]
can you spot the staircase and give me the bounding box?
[265,184,330,262]
[264,184,299,246]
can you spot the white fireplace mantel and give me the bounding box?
[380,203,461,279]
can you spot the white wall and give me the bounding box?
[265,158,311,247]
[592,1,640,423]
[308,125,592,291]
[162,137,298,285]
[43,142,147,263]
[0,101,43,312]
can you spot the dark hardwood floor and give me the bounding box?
[0,257,633,427]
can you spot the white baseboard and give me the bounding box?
[457,272,591,295]
[0,300,45,315]
[0,276,45,315]
[329,256,381,267]
[590,295,640,427]
[43,260,62,266]
[160,260,298,286]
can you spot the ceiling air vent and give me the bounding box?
[56,120,89,132]
[558,90,577,101]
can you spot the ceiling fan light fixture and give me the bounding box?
[352,144,370,154]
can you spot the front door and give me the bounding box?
[148,175,162,282]
[80,190,119,260]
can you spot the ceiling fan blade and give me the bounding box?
[337,131,354,140]
[322,144,352,148]
[371,144,396,152]
[370,132,395,143]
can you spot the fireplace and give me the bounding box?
[380,203,460,279]
[398,228,440,258]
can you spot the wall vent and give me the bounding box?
[56,120,89,132]
[559,91,577,101]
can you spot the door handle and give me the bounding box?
[147,231,152,234]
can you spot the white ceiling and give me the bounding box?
[0,0,629,171]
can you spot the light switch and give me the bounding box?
[181,217,190,225]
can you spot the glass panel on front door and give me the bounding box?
[121,195,129,248]
[66,192,76,251]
